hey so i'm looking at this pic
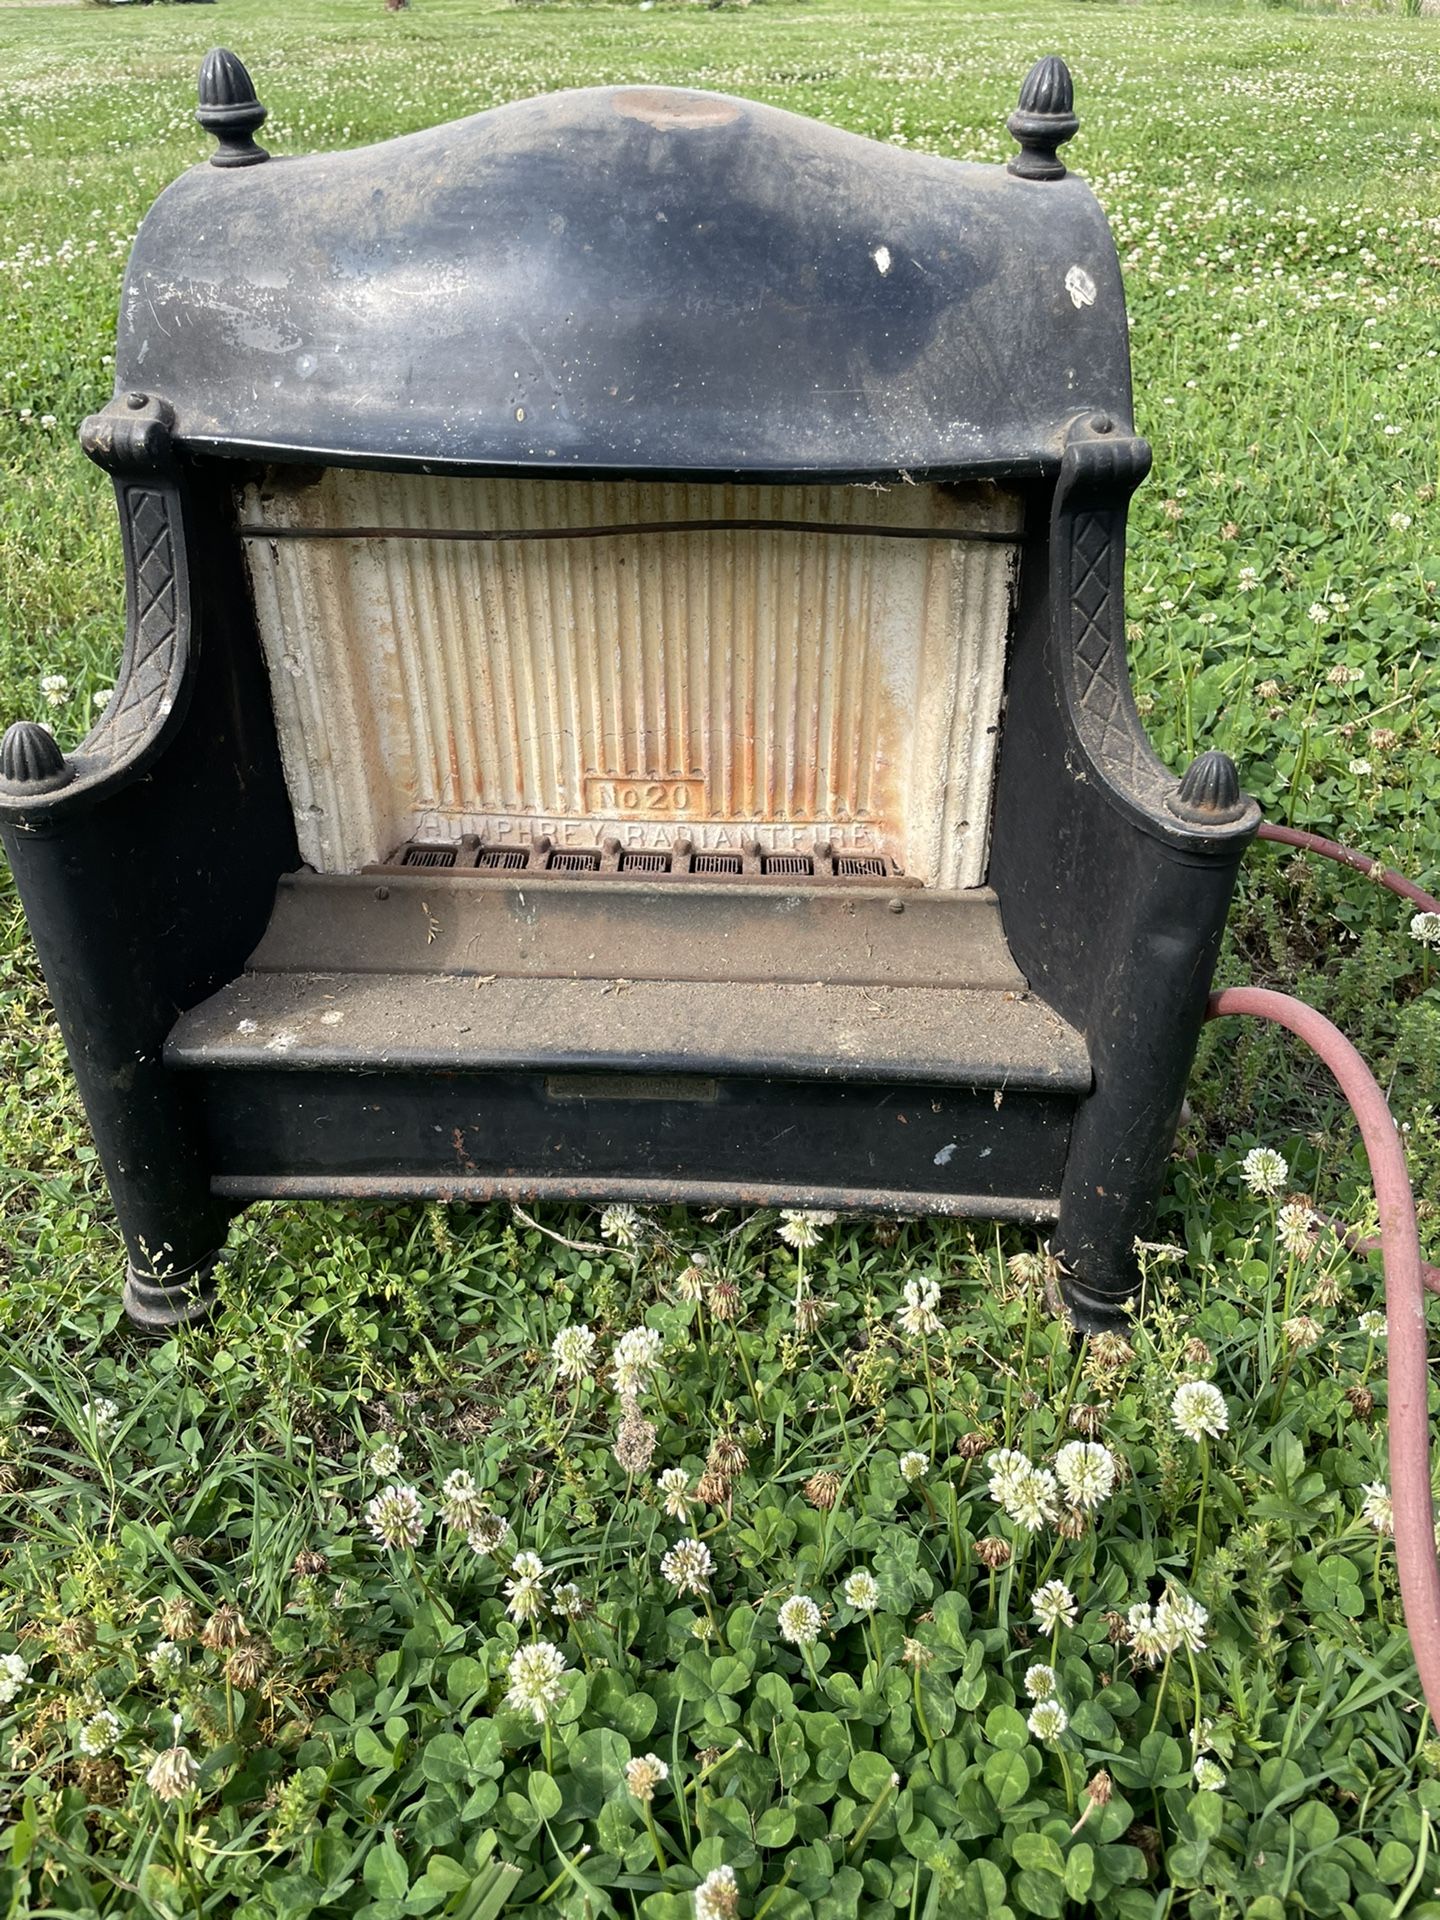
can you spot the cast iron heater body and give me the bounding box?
[0,52,1258,1331]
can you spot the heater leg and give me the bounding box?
[123,1253,221,1331]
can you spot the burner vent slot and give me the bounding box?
[547,849,602,873]
[761,853,815,877]
[401,845,457,869]
[620,851,671,873]
[835,855,889,877]
[692,852,744,875]
[478,848,529,870]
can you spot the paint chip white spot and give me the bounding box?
[320,1009,344,1025]
[265,1030,299,1054]
[1065,265,1097,310]
[873,245,892,276]
[236,1019,257,1034]
[933,1141,957,1166]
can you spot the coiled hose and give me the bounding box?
[1215,823,1440,1718]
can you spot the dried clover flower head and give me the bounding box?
[707,1434,748,1478]
[804,1471,841,1512]
[55,1617,97,1659]
[78,1755,126,1806]
[1067,1403,1106,1438]
[694,1864,740,1920]
[366,1484,426,1551]
[505,1641,568,1723]
[159,1598,199,1642]
[1056,1507,1089,1542]
[660,1538,714,1598]
[1101,1610,1129,1645]
[200,1604,247,1653]
[1088,1332,1134,1371]
[467,1512,512,1558]
[291,1550,329,1580]
[1347,1386,1376,1419]
[1182,1338,1213,1368]
[900,1637,933,1670]
[974,1537,1012,1571]
[147,1718,200,1802]
[623,1753,669,1803]
[708,1280,742,1323]
[1086,1769,1113,1806]
[842,1569,880,1614]
[777,1595,823,1647]
[1282,1314,1324,1352]
[1171,1380,1229,1442]
[225,1639,272,1690]
[954,1430,992,1461]
[695,1469,733,1509]
[794,1292,828,1336]
[614,1401,658,1476]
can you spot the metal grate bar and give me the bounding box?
[401,845,457,868]
[691,852,744,875]
[547,849,602,872]
[478,848,529,870]
[619,851,671,873]
[761,854,815,876]
[835,855,889,877]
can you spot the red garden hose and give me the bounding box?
[1210,808,1440,1725]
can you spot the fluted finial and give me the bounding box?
[0,721,72,795]
[197,48,269,169]
[1007,55,1079,182]
[1169,749,1248,825]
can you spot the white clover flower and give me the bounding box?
[611,1326,665,1399]
[1031,1581,1077,1635]
[1171,1380,1229,1443]
[93,688,113,712]
[1028,1698,1069,1743]
[1410,913,1440,949]
[778,1595,823,1647]
[551,1323,598,1382]
[1358,1310,1387,1338]
[1024,1662,1057,1700]
[87,1397,120,1436]
[439,1469,487,1534]
[1193,1756,1226,1791]
[504,1551,549,1622]
[1128,1603,1167,1666]
[842,1569,880,1614]
[986,1448,1032,1507]
[658,1468,693,1519]
[676,1264,706,1302]
[365,1483,425,1550]
[694,1863,740,1920]
[1240,1146,1288,1197]
[1276,1201,1317,1261]
[1307,602,1329,625]
[147,1717,200,1801]
[1005,1466,1060,1533]
[466,1512,512,1558]
[79,1709,121,1757]
[505,1641,569,1724]
[1361,1482,1393,1534]
[0,1651,29,1706]
[896,1276,942,1339]
[1055,1441,1118,1511]
[1390,511,1413,531]
[40,673,69,708]
[1237,566,1259,591]
[898,1450,928,1486]
[148,1641,183,1680]
[1155,1589,1208,1654]
[624,1752,669,1802]
[600,1203,643,1248]
[367,1437,403,1479]
[551,1582,586,1621]
[660,1538,714,1597]
[1348,758,1373,779]
[777,1209,834,1250]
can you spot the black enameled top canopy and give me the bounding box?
[115,78,1132,479]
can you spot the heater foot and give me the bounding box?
[1056,1267,1137,1337]
[123,1256,220,1331]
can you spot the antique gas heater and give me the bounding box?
[0,51,1256,1331]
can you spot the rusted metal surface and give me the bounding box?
[241,871,1032,991]
[242,470,1019,886]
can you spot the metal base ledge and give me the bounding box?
[123,1257,220,1331]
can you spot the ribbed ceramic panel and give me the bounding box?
[240,471,1020,887]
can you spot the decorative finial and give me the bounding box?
[0,721,72,795]
[197,48,269,170]
[1168,750,1248,825]
[1007,56,1079,182]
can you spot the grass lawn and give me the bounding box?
[3,0,1440,1913]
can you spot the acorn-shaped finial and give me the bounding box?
[197,48,269,169]
[0,720,72,795]
[1007,56,1079,182]
[1168,749,1248,825]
